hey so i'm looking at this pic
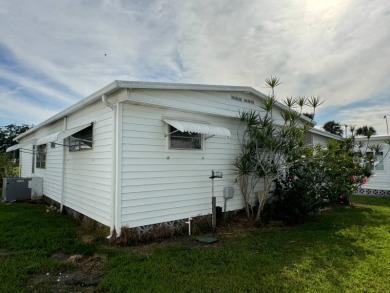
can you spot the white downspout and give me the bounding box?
[115,102,123,237]
[60,116,67,212]
[102,95,118,239]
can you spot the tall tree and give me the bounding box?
[0,124,32,163]
[322,120,343,136]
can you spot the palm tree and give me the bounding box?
[356,125,377,154]
[356,125,377,139]
[322,120,343,136]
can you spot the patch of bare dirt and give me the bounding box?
[0,248,12,257]
[28,254,107,292]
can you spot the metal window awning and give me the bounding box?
[36,123,92,145]
[6,139,37,152]
[163,118,231,138]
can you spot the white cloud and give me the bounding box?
[0,69,78,105]
[0,86,59,125]
[0,0,389,133]
[337,105,390,135]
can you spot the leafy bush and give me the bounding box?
[234,77,321,222]
[0,154,18,188]
[264,141,371,224]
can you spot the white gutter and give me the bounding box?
[60,116,67,212]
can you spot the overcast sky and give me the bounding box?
[1,0,389,134]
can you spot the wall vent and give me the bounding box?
[231,95,254,105]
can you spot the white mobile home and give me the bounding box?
[355,135,390,196]
[9,81,313,236]
[307,130,390,196]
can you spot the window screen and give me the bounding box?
[169,126,202,150]
[68,125,93,152]
[36,144,46,169]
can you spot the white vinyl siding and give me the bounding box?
[29,120,64,202]
[20,144,33,177]
[127,89,271,120]
[17,91,125,226]
[62,100,114,226]
[17,85,312,230]
[362,142,390,191]
[120,103,251,228]
[311,133,333,147]
[41,143,63,201]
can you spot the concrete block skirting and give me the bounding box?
[356,188,390,197]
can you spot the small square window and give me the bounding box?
[68,125,93,152]
[169,126,202,150]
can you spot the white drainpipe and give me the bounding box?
[185,218,192,236]
[102,95,120,239]
[60,116,67,212]
[115,102,123,237]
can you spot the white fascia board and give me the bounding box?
[16,81,120,141]
[118,81,313,124]
[355,135,390,141]
[15,80,315,140]
[116,80,252,92]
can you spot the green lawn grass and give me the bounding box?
[0,203,98,292]
[1,196,390,292]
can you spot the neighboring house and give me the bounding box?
[355,135,390,196]
[306,130,390,196]
[7,81,314,236]
[306,127,344,147]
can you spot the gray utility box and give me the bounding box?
[2,177,43,202]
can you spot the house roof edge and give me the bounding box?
[16,80,315,141]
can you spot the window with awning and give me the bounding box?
[162,118,231,150]
[68,125,93,152]
[35,123,92,145]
